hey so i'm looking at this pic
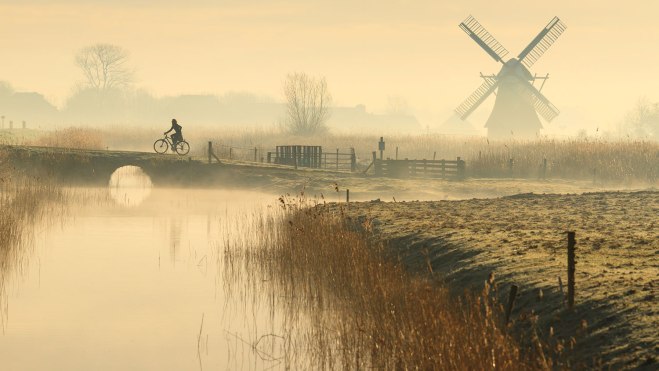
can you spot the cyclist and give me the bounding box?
[164,118,184,151]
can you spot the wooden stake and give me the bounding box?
[567,231,576,310]
[505,284,518,325]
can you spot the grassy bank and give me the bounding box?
[336,192,658,369]
[228,196,552,369]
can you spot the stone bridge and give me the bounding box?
[4,145,222,186]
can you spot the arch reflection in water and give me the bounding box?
[108,165,153,207]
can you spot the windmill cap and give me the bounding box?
[499,58,533,80]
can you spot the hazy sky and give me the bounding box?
[1,0,658,132]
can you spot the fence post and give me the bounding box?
[457,157,465,179]
[505,284,518,325]
[346,189,349,203]
[208,141,212,164]
[567,231,576,310]
[229,147,232,160]
[254,147,257,162]
[350,148,356,172]
[542,158,547,179]
[379,137,385,160]
[395,146,398,160]
[267,152,271,163]
[373,151,380,176]
[433,151,436,161]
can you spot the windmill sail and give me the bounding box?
[520,81,560,122]
[455,76,498,119]
[518,17,566,68]
[459,15,509,63]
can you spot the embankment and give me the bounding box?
[336,191,658,369]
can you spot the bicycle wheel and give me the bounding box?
[175,141,190,155]
[153,139,169,154]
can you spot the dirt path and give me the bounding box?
[337,191,658,369]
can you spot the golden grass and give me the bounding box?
[28,127,105,150]
[224,195,554,369]
[104,127,657,183]
[8,125,658,183]
[0,150,64,327]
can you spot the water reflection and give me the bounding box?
[108,166,153,207]
[0,188,300,370]
[168,218,182,264]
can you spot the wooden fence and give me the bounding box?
[267,145,356,172]
[373,155,465,179]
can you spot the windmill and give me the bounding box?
[455,16,566,138]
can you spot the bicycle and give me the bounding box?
[153,135,190,155]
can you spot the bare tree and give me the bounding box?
[75,43,133,90]
[385,95,410,115]
[283,72,332,135]
[621,98,659,139]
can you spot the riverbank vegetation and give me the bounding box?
[0,150,64,324]
[335,192,658,369]
[223,196,554,369]
[4,127,656,184]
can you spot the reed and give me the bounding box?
[226,196,552,369]
[28,127,105,150]
[0,149,64,326]
[12,125,658,182]
[103,127,657,183]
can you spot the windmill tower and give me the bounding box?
[455,16,566,138]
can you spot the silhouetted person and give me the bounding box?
[164,118,183,151]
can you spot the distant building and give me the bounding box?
[0,91,58,127]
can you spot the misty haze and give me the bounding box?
[1,1,657,370]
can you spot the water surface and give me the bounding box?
[1,187,293,370]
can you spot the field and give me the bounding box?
[331,191,658,369]
[1,127,657,368]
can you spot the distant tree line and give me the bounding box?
[0,43,419,134]
[620,98,659,140]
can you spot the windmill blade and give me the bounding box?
[459,15,509,63]
[518,17,566,69]
[455,77,498,119]
[520,81,560,122]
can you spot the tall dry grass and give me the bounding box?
[225,196,552,369]
[10,124,657,183]
[104,127,656,183]
[0,150,64,327]
[28,127,105,150]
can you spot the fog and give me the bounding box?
[1,1,659,137]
